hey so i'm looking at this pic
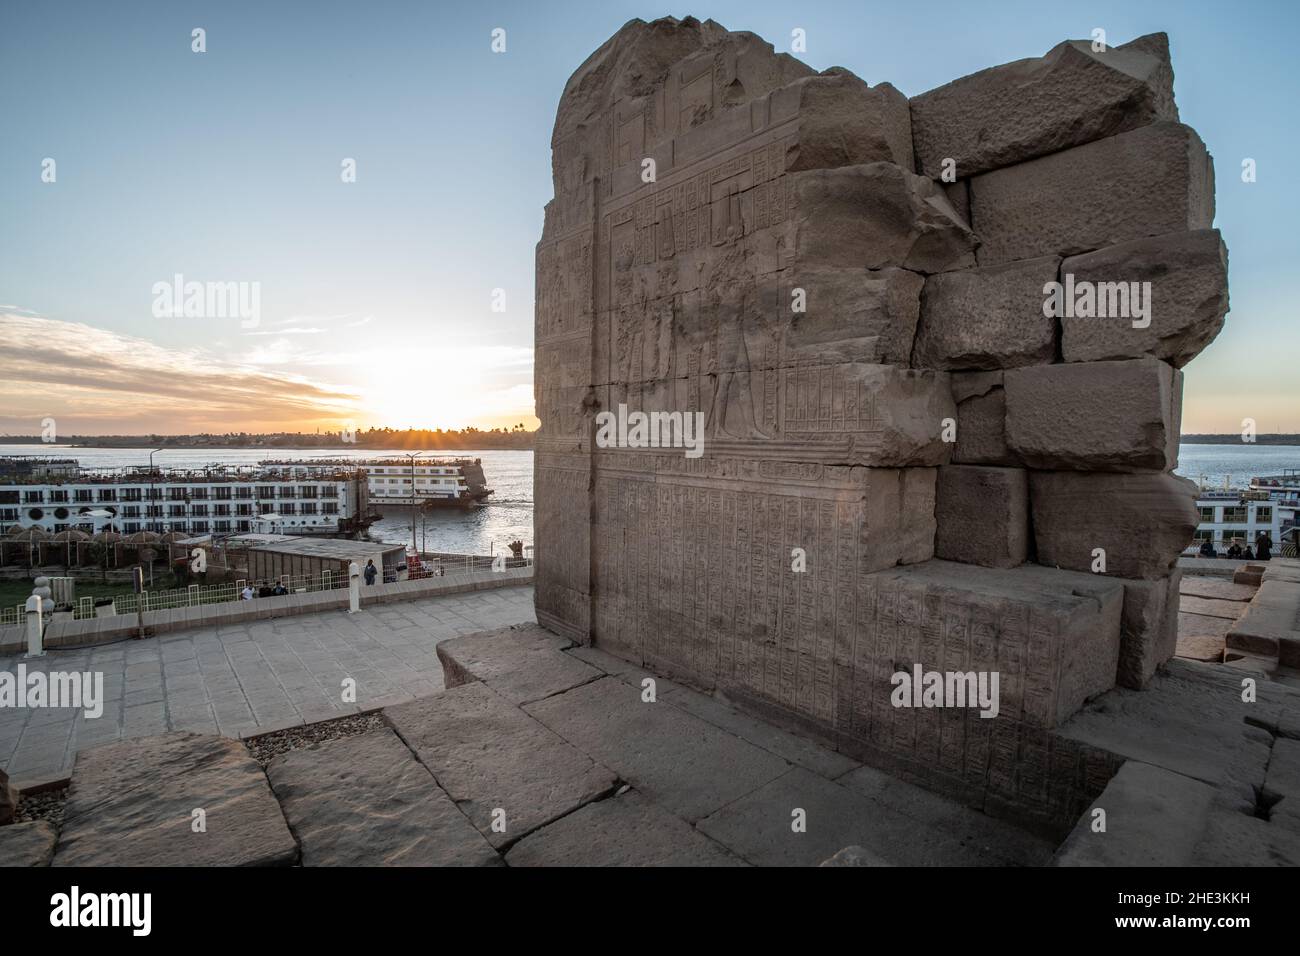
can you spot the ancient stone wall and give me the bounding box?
[534,17,1226,829]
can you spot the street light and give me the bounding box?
[148,448,163,533]
[403,452,425,558]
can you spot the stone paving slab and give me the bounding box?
[437,623,602,704]
[53,732,298,867]
[504,789,746,867]
[0,585,536,782]
[384,681,617,848]
[524,676,791,823]
[660,686,860,780]
[1179,594,1247,620]
[837,764,1055,865]
[1058,659,1285,793]
[696,766,1021,866]
[267,728,499,866]
[1052,761,1217,866]
[1180,575,1257,602]
[0,820,57,866]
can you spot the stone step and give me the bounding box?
[0,820,57,866]
[267,728,500,866]
[383,682,617,848]
[436,623,602,704]
[504,788,746,867]
[52,732,298,867]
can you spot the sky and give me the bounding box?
[1,0,1296,435]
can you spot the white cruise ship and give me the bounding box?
[260,458,493,509]
[0,459,377,537]
[1189,469,1300,556]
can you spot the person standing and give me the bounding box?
[364,559,378,585]
[1256,532,1273,562]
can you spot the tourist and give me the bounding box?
[1244,544,1256,560]
[272,581,288,596]
[1198,539,1217,558]
[257,580,274,598]
[240,584,254,600]
[1256,532,1273,561]
[1226,539,1243,559]
[364,559,378,585]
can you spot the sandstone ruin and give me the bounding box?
[533,17,1228,832]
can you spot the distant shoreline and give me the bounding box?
[0,434,1297,450]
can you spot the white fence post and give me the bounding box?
[348,561,360,614]
[24,594,45,658]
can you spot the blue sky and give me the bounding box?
[1,0,1296,434]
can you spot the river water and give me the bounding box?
[3,442,1297,555]
[0,445,533,557]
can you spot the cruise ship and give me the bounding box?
[260,457,493,509]
[0,459,377,538]
[1189,469,1300,556]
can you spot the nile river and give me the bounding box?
[2,442,1297,556]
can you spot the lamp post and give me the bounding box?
[148,448,163,533]
[403,452,425,557]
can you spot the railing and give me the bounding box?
[0,554,533,627]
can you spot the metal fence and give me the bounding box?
[0,553,532,627]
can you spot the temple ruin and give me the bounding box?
[534,17,1229,832]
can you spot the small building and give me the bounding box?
[245,536,407,585]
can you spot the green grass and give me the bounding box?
[0,577,145,609]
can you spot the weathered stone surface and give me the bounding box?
[537,17,1226,840]
[1052,760,1216,866]
[1264,738,1300,802]
[794,163,977,274]
[911,33,1177,179]
[783,69,914,172]
[950,372,1017,466]
[592,463,940,676]
[0,767,16,825]
[838,764,1056,864]
[1180,575,1257,602]
[783,266,922,366]
[504,789,746,867]
[698,766,1046,866]
[1190,802,1300,866]
[1005,359,1182,471]
[934,465,1029,569]
[1116,572,1179,690]
[869,561,1124,729]
[1227,579,1300,664]
[1060,230,1229,367]
[53,732,297,867]
[912,256,1059,369]
[819,845,892,866]
[1059,658,1278,792]
[523,677,790,823]
[1179,594,1246,620]
[0,820,56,867]
[1175,625,1226,662]
[384,682,617,847]
[1029,471,1198,579]
[970,122,1214,266]
[436,623,600,705]
[662,684,861,780]
[266,729,499,867]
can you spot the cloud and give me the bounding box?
[0,312,362,434]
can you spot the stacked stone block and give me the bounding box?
[535,17,1226,829]
[911,32,1223,691]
